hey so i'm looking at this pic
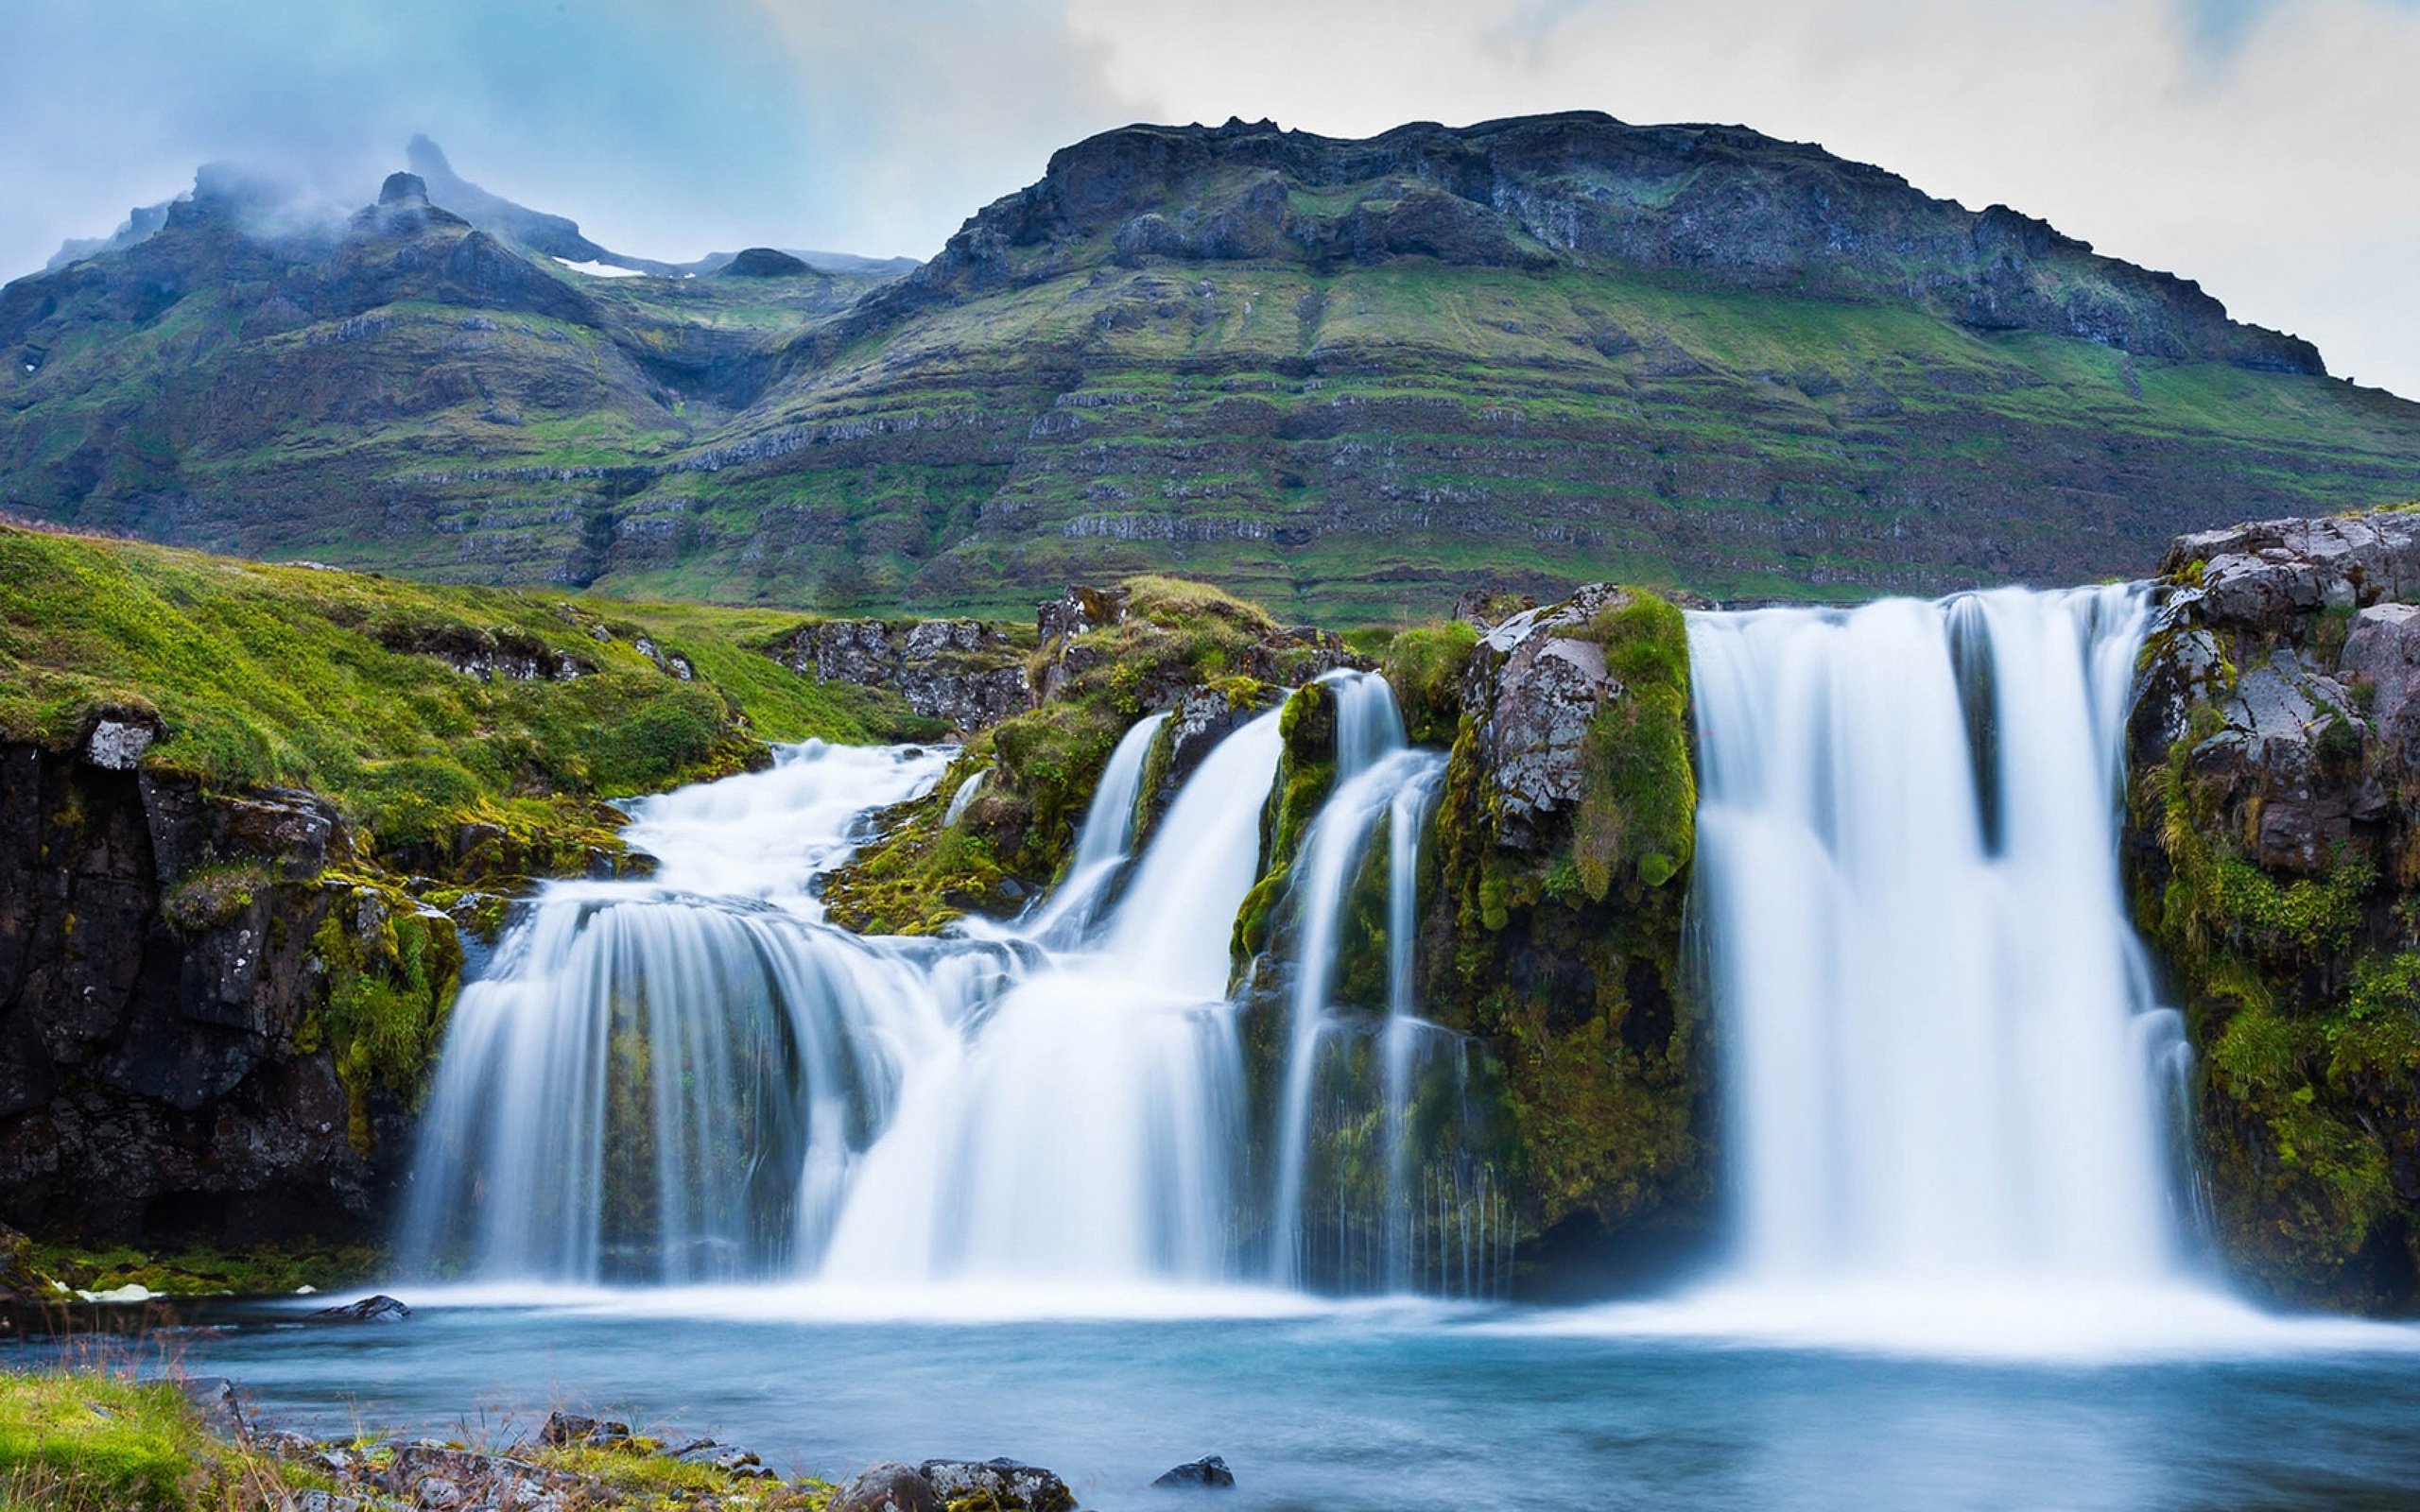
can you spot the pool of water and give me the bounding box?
[22,1285,2420,1511]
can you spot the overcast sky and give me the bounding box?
[3,0,2415,395]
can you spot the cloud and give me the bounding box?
[2,0,2415,396]
[0,0,1132,271]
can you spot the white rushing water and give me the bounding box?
[1689,586,2183,1283]
[399,683,1497,1298]
[820,705,1284,1284]
[395,743,959,1282]
[386,591,2420,1359]
[1555,584,2233,1356]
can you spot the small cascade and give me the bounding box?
[395,745,958,1282]
[1686,586,2194,1290]
[1017,711,1168,945]
[401,673,1503,1299]
[817,706,1285,1283]
[1261,673,1501,1295]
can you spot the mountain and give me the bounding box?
[7,113,2420,620]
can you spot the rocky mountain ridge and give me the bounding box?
[6,116,2420,620]
[842,112,2318,372]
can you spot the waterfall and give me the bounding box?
[1016,710,1167,946]
[395,744,959,1282]
[1686,586,2194,1291]
[1262,673,1501,1296]
[817,706,1285,1283]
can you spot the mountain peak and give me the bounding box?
[378,171,430,209]
[888,111,2317,375]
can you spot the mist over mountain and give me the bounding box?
[5,112,2418,618]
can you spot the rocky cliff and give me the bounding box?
[1411,584,1712,1280]
[851,112,2317,372]
[0,727,460,1246]
[2127,507,2420,1312]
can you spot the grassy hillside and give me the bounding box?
[697,260,2420,620]
[8,114,2420,620]
[0,522,925,860]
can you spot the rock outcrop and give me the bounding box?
[1412,583,1712,1280]
[2127,507,2420,1313]
[770,617,1031,734]
[1219,583,1711,1293]
[0,740,457,1246]
[819,582,1358,936]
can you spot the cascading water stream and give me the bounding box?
[1261,672,1497,1294]
[1014,710,1167,946]
[1685,586,2198,1316]
[816,705,1286,1284]
[395,744,959,1282]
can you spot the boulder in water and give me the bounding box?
[1153,1454,1236,1489]
[919,1457,1076,1512]
[311,1294,410,1322]
[832,1461,942,1512]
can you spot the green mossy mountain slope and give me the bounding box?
[0,522,924,868]
[9,116,2420,620]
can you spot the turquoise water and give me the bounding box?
[38,1292,2420,1510]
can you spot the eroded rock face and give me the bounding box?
[2165,511,2420,635]
[772,617,1031,733]
[1402,583,1712,1288]
[2127,505,2420,1313]
[1468,581,1632,850]
[0,745,441,1246]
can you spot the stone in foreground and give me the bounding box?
[1153,1454,1236,1488]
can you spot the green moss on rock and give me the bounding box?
[1418,587,1710,1255]
[304,878,463,1151]
[1382,621,1478,745]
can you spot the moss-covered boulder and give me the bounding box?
[2127,507,2420,1313]
[821,577,1356,936]
[1416,584,1712,1276]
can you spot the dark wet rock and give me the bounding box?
[1161,684,1276,788]
[540,1409,630,1447]
[1153,1454,1236,1489]
[771,617,1030,733]
[0,1220,45,1302]
[0,745,443,1245]
[313,1293,410,1321]
[2126,505,2420,1312]
[832,1461,943,1512]
[919,1457,1076,1512]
